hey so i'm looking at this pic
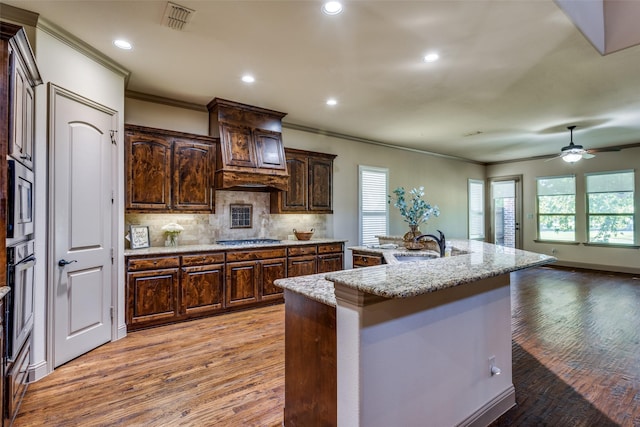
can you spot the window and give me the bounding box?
[468,179,484,240]
[586,170,635,245]
[537,175,576,241]
[359,166,389,246]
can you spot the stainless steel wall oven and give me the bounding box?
[7,159,34,246]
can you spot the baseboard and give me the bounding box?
[28,359,51,383]
[116,323,127,340]
[457,385,516,427]
[551,261,640,276]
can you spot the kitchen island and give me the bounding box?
[275,240,555,427]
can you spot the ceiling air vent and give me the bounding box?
[162,2,194,31]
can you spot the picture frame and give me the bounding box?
[130,225,150,249]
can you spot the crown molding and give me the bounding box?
[37,17,130,83]
[125,90,207,112]
[0,3,39,27]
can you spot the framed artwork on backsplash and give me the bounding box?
[230,204,253,229]
[130,225,150,249]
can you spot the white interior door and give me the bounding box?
[51,85,117,367]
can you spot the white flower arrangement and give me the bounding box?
[162,222,184,246]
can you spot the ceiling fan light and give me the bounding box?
[563,153,582,163]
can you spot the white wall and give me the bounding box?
[31,27,126,379]
[124,98,487,268]
[487,147,640,273]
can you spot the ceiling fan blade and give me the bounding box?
[582,152,595,159]
[545,154,564,162]
[587,147,621,153]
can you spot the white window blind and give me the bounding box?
[359,166,389,246]
[468,179,485,240]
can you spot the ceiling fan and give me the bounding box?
[549,125,619,163]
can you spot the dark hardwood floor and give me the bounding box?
[14,267,640,426]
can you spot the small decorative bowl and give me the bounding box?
[293,228,314,241]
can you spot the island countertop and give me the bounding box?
[274,239,556,305]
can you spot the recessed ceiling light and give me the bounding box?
[241,74,255,83]
[113,39,132,50]
[326,98,338,106]
[423,52,439,63]
[322,1,343,15]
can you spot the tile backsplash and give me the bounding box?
[125,190,331,247]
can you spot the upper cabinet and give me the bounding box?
[207,98,289,191]
[125,124,216,213]
[271,148,336,214]
[6,25,42,170]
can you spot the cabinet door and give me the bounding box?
[288,256,317,278]
[126,133,172,211]
[182,263,224,316]
[254,129,286,170]
[352,252,383,268]
[220,123,257,168]
[284,153,308,211]
[172,139,215,212]
[226,261,259,307]
[8,50,35,169]
[260,257,287,301]
[308,156,333,212]
[127,268,180,330]
[318,253,344,273]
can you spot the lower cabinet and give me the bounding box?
[182,253,225,317]
[5,338,30,426]
[352,250,383,268]
[125,242,344,330]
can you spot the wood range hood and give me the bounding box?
[207,98,289,192]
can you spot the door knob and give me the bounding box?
[58,259,78,267]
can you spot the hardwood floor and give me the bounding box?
[14,267,640,426]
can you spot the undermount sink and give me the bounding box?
[394,254,439,262]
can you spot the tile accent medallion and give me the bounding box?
[230,204,252,228]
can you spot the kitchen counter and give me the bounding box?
[0,286,10,300]
[275,239,555,304]
[124,238,347,256]
[275,241,556,427]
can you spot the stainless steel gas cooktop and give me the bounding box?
[216,239,282,246]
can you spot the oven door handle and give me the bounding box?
[15,255,36,269]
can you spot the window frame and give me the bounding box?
[468,179,485,240]
[536,174,577,243]
[358,165,389,246]
[585,169,635,246]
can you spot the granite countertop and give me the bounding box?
[274,239,556,306]
[0,286,10,300]
[124,238,348,256]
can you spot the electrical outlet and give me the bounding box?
[551,248,557,255]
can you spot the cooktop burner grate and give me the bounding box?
[216,238,281,246]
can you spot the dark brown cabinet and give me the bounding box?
[181,253,225,317]
[352,250,384,268]
[226,248,287,308]
[125,242,343,330]
[271,148,336,214]
[208,98,289,190]
[126,256,181,329]
[125,125,216,213]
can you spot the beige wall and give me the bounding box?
[487,147,640,273]
[124,98,487,265]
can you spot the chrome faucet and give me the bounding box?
[414,230,446,257]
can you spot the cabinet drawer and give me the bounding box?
[288,246,317,256]
[182,253,225,266]
[226,248,287,262]
[128,256,180,271]
[318,243,343,254]
[353,254,383,268]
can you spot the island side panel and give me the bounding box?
[335,274,515,427]
[283,290,337,426]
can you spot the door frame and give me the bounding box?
[45,84,120,373]
[487,175,523,249]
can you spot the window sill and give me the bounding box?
[533,240,580,245]
[582,243,640,249]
